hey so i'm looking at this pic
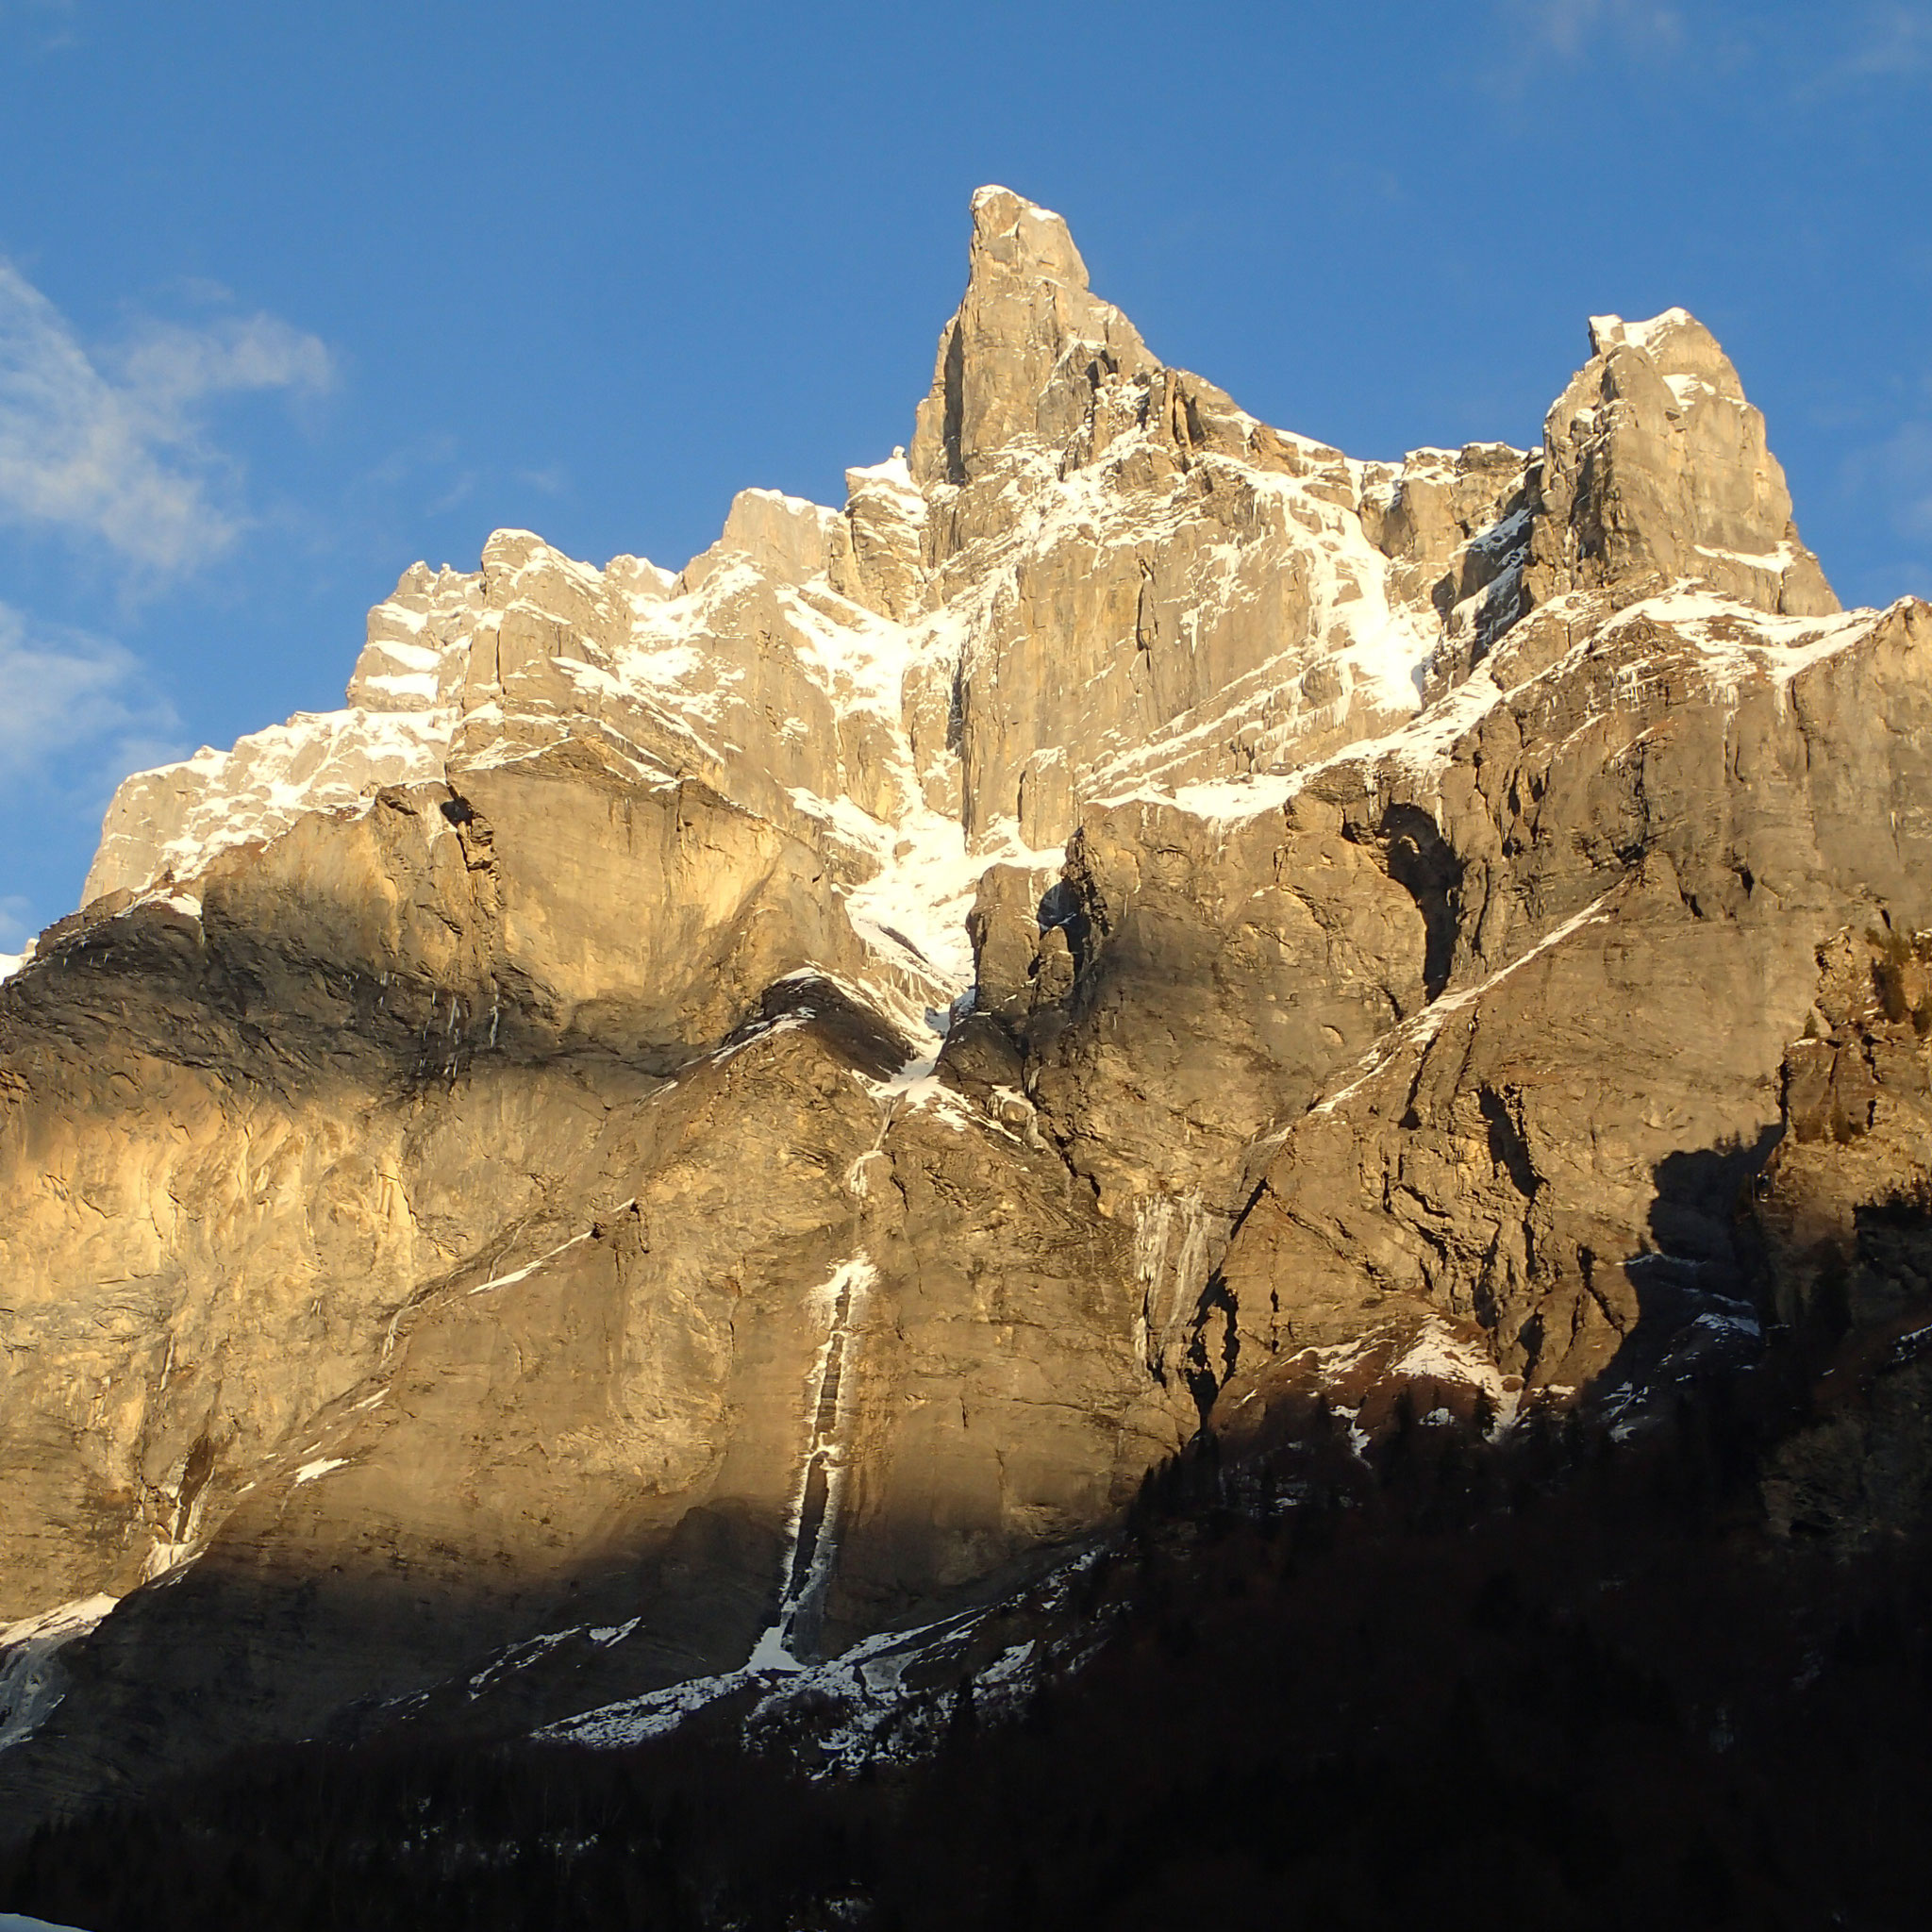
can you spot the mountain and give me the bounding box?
[2,186,1929,1891]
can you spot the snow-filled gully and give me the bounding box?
[1132,1189,1227,1375]
[748,1255,877,1671]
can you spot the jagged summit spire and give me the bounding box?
[1528,304,1839,617]
[964,185,1091,289]
[908,187,1157,489]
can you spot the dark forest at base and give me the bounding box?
[8,1332,1930,1932]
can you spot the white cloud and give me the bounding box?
[0,598,180,786]
[1778,4,1932,97]
[0,260,332,573]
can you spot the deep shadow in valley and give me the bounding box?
[8,1296,1932,1932]
[0,1459,1141,1866]
[1553,1124,1786,1424]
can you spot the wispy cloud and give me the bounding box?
[356,436,569,528]
[0,260,332,574]
[0,599,180,792]
[1488,2,1932,96]
[1775,3,1932,99]
[1833,3,1932,80]
[1507,0,1684,58]
[0,0,80,54]
[1482,0,1686,95]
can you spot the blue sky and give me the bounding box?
[2,0,1928,946]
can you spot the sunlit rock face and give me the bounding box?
[4,184,1930,1831]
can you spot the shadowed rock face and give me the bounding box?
[4,186,1930,1832]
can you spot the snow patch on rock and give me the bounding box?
[0,1593,118,1755]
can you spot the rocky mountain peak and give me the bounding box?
[1527,304,1838,619]
[5,188,1929,1857]
[967,183,1091,286]
[908,185,1157,489]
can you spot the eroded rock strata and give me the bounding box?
[3,186,1928,1829]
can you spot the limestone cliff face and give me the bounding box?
[4,186,1929,1828]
